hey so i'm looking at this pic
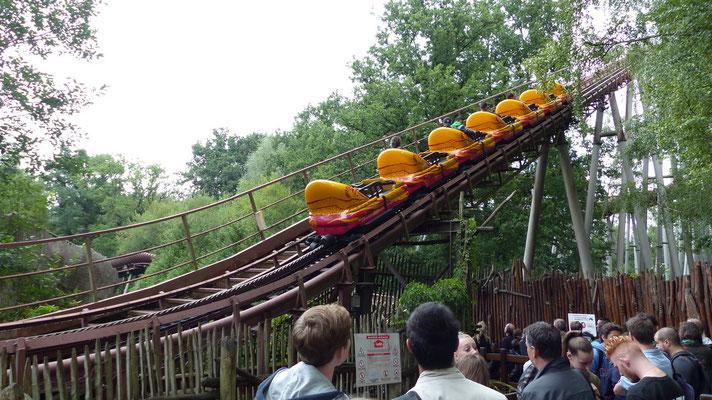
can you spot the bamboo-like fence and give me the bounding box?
[474,260,712,347]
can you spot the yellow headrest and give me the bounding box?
[519,89,548,105]
[495,99,531,117]
[550,83,567,96]
[305,180,368,215]
[428,127,473,152]
[466,111,506,132]
[377,148,430,179]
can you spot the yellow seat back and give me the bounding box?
[305,180,368,215]
[377,149,430,179]
[428,127,473,152]
[519,89,548,106]
[495,99,531,118]
[550,83,567,97]
[466,111,506,132]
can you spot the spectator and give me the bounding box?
[638,312,660,328]
[474,320,493,354]
[554,318,568,335]
[519,322,595,400]
[563,331,602,395]
[687,318,712,346]
[605,335,683,400]
[390,136,402,149]
[451,116,464,129]
[511,329,523,354]
[480,102,492,112]
[456,353,490,387]
[680,321,712,375]
[613,315,674,395]
[255,304,351,400]
[591,322,625,400]
[455,332,479,359]
[506,92,516,99]
[570,321,583,331]
[500,323,516,351]
[396,302,505,400]
[596,318,611,341]
[655,327,712,399]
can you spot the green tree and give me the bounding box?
[42,147,171,256]
[182,129,265,198]
[0,0,103,167]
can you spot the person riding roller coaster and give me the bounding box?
[447,116,487,142]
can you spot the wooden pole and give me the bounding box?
[219,338,237,400]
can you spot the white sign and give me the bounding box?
[354,333,401,387]
[568,313,597,337]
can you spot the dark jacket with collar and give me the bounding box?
[519,358,596,400]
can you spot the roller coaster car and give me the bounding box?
[519,89,562,114]
[494,99,545,128]
[305,179,409,235]
[548,83,571,104]
[375,148,459,193]
[427,127,495,163]
[465,111,523,143]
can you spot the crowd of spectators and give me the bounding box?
[254,302,712,400]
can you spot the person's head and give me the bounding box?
[596,318,610,333]
[480,102,490,111]
[475,320,489,340]
[553,318,567,333]
[390,136,402,148]
[455,354,489,386]
[442,117,452,126]
[637,312,659,328]
[626,314,655,346]
[454,115,464,123]
[455,332,479,359]
[687,318,706,335]
[293,304,352,367]
[506,92,515,99]
[513,328,523,340]
[563,331,594,372]
[525,322,561,369]
[680,321,703,343]
[600,322,623,340]
[504,323,515,336]
[570,321,583,331]
[605,335,645,381]
[654,327,681,356]
[406,302,459,370]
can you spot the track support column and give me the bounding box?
[584,101,605,237]
[523,143,550,272]
[652,155,682,277]
[610,91,655,271]
[557,134,595,280]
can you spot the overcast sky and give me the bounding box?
[45,1,385,175]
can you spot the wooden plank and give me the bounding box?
[43,357,52,400]
[70,348,79,400]
[83,345,92,400]
[56,350,67,400]
[220,337,237,400]
[104,342,114,400]
[128,332,140,400]
[94,340,103,400]
[31,356,40,400]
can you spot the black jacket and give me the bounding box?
[519,358,596,400]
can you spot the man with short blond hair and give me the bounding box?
[256,303,352,400]
[605,336,682,400]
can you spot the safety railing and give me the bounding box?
[0,60,625,319]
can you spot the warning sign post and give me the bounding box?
[354,333,401,387]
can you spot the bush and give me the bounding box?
[394,278,470,327]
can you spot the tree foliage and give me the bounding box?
[0,0,103,167]
[182,129,265,198]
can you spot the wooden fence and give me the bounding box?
[474,260,712,347]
